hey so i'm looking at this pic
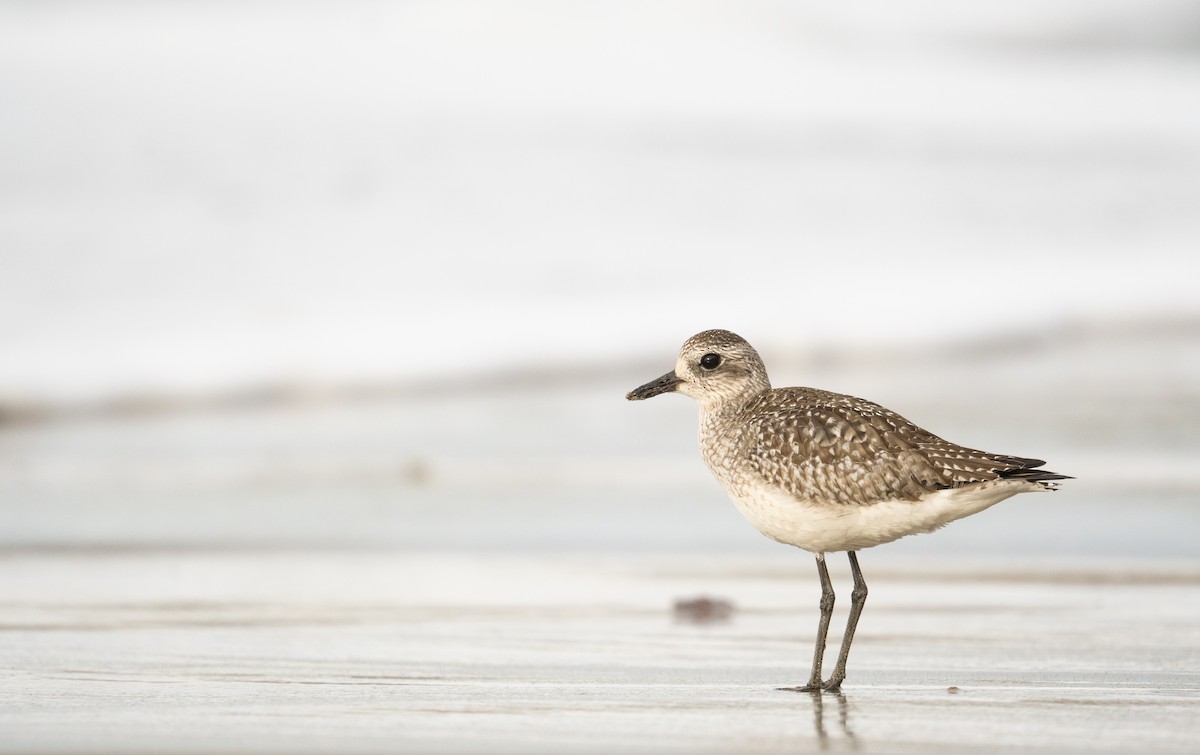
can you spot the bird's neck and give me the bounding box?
[698,390,762,437]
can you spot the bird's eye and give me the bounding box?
[699,353,722,370]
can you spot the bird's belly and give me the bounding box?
[726,481,1032,554]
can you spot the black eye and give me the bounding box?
[699,353,721,370]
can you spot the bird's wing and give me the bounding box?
[738,388,1046,505]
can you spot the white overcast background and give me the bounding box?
[2,0,1198,403]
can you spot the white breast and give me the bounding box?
[724,479,1042,554]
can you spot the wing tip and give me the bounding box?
[998,467,1073,483]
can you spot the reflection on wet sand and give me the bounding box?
[810,692,859,751]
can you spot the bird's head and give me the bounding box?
[626,329,771,408]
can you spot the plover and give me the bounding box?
[626,329,1069,692]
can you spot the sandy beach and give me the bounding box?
[2,550,1197,754]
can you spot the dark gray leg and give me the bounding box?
[823,551,868,692]
[781,553,835,692]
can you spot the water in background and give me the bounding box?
[2,319,1196,559]
[1,3,1198,561]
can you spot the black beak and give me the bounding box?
[626,370,682,401]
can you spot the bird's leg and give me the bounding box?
[781,553,835,692]
[823,551,868,692]
[806,554,837,690]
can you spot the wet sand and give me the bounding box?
[1,550,1197,753]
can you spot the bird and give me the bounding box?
[626,329,1070,693]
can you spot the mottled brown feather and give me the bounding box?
[721,387,1052,506]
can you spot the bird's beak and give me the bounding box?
[626,370,682,401]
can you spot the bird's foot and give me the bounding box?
[778,680,846,694]
[777,682,824,694]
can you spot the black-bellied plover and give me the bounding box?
[626,329,1069,693]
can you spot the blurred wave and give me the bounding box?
[1,316,1196,555]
